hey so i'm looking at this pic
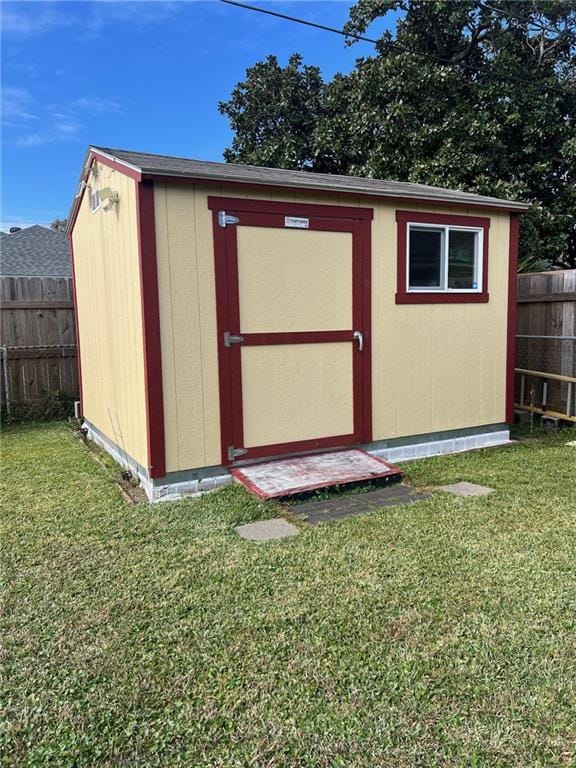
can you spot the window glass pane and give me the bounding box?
[448,230,477,289]
[409,228,443,288]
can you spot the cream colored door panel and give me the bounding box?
[237,227,353,333]
[241,343,354,448]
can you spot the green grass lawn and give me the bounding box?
[2,422,576,767]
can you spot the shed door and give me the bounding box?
[210,198,372,465]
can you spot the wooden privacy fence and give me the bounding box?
[515,269,576,422]
[0,276,78,415]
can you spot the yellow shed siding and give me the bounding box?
[154,183,221,472]
[154,183,511,473]
[72,162,148,467]
[371,204,510,440]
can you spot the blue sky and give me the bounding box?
[1,0,395,231]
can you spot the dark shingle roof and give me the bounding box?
[92,145,530,212]
[0,225,71,277]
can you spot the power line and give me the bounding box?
[221,0,379,45]
[220,0,574,97]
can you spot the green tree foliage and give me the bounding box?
[220,54,325,170]
[219,1,576,270]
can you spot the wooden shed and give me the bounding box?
[68,146,529,499]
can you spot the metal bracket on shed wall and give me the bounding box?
[228,446,247,461]
[224,332,244,348]
[218,211,239,228]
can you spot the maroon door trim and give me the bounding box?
[211,209,237,467]
[242,331,354,345]
[357,219,372,441]
[237,434,356,462]
[208,195,374,221]
[210,198,372,466]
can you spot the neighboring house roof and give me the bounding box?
[90,145,531,212]
[0,225,71,278]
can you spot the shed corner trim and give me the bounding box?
[136,178,166,478]
[506,213,521,424]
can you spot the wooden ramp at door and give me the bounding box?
[230,449,402,500]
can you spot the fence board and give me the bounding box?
[516,270,576,420]
[1,276,78,411]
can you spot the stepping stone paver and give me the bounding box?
[437,481,495,497]
[234,518,300,541]
[290,484,431,524]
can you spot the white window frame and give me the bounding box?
[407,223,484,294]
[90,188,101,213]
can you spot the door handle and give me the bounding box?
[353,330,364,352]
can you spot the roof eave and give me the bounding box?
[66,147,93,237]
[90,147,143,179]
[67,146,530,226]
[140,167,530,212]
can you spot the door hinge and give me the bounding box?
[224,331,244,348]
[218,211,239,228]
[228,446,247,461]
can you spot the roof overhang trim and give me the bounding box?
[140,169,529,213]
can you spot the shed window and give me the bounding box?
[90,188,100,212]
[408,224,481,293]
[408,227,444,288]
[395,210,490,305]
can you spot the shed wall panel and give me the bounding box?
[72,162,147,467]
[154,184,511,473]
[154,182,221,471]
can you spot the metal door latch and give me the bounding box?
[353,330,364,351]
[218,211,240,228]
[224,331,244,348]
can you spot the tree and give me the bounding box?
[50,219,67,232]
[219,1,576,270]
[219,54,325,170]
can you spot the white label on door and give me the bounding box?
[284,216,309,229]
